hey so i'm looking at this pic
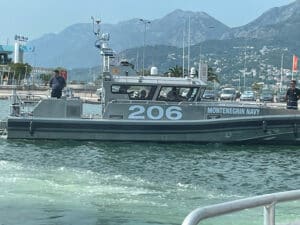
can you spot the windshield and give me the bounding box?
[204,90,215,94]
[222,89,235,94]
[261,91,272,95]
[111,85,156,100]
[157,86,199,102]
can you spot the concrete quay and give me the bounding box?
[0,85,99,103]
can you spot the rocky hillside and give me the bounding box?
[25,0,300,77]
[222,0,300,41]
[25,9,229,68]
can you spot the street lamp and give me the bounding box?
[243,46,247,92]
[198,26,214,80]
[139,19,151,76]
[280,53,284,91]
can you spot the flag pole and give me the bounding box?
[292,54,298,80]
[292,55,294,80]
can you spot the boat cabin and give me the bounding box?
[102,73,206,104]
[100,73,208,120]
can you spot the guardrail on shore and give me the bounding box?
[182,189,300,225]
[0,84,48,91]
[0,84,97,91]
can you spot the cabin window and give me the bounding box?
[111,85,156,100]
[197,87,207,101]
[157,86,199,102]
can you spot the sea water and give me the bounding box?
[0,100,299,225]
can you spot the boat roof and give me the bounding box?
[110,75,206,86]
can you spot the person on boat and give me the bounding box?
[140,89,147,100]
[49,69,66,98]
[167,87,186,102]
[285,80,300,109]
[167,87,179,101]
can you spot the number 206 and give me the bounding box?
[128,105,183,120]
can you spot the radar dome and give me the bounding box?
[190,67,196,75]
[150,67,158,76]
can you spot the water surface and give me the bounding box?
[0,99,299,225]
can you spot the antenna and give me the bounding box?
[91,16,101,36]
[91,16,114,73]
[139,18,151,76]
[187,16,191,77]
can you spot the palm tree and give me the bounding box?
[168,65,219,82]
[168,65,183,77]
[8,63,32,85]
[40,73,53,86]
[252,82,263,93]
[207,66,219,83]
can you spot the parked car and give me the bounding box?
[202,90,216,100]
[260,90,274,102]
[220,88,236,101]
[276,90,286,102]
[240,90,256,101]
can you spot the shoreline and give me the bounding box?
[0,88,100,104]
[0,88,287,107]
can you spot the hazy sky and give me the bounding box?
[0,0,295,44]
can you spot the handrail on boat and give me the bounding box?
[182,189,300,225]
[0,119,7,137]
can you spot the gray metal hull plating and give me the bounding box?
[7,115,300,143]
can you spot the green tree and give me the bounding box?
[207,66,219,83]
[168,65,183,77]
[252,82,263,93]
[40,73,52,86]
[8,63,32,84]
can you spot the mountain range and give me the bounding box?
[24,0,300,83]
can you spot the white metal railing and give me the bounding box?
[0,119,7,137]
[182,190,300,225]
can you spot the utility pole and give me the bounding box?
[198,26,214,80]
[182,27,185,77]
[280,53,284,91]
[198,44,201,80]
[139,19,151,76]
[243,46,247,91]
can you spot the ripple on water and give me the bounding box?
[0,136,299,224]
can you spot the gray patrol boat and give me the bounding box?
[3,19,300,143]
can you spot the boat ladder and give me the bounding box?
[182,189,300,225]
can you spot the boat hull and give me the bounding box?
[6,115,300,143]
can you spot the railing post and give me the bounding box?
[264,202,276,225]
[12,87,17,104]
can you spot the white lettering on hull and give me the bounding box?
[207,107,260,116]
[128,105,183,120]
